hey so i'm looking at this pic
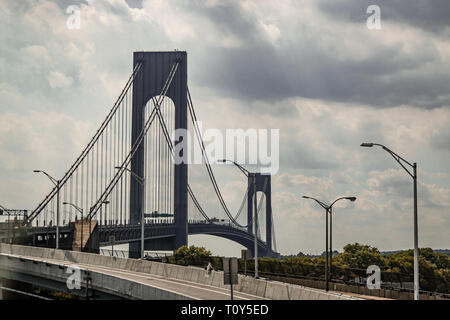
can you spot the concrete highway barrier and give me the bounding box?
[0,244,360,300]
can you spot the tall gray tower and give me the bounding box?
[247,173,272,256]
[129,51,188,256]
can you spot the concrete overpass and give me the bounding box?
[0,244,360,300]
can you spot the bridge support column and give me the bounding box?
[247,174,272,256]
[130,51,188,256]
[265,176,273,254]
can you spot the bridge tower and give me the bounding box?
[130,51,188,256]
[247,173,273,257]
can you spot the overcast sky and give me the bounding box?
[1,0,449,256]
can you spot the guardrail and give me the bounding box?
[99,248,171,259]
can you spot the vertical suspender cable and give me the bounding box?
[109,118,112,223]
[86,62,179,219]
[119,96,123,224]
[105,124,109,224]
[86,152,89,217]
[125,92,129,224]
[96,136,99,220]
[115,103,118,224]
[100,129,104,225]
[91,139,94,213]
[165,99,169,213]
[69,174,73,223]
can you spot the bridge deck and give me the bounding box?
[26,255,266,300]
[0,252,265,300]
[0,244,360,300]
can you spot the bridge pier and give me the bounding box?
[130,51,188,254]
[247,174,273,254]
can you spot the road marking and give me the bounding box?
[28,254,265,300]
[1,253,199,300]
[3,253,257,300]
[67,261,254,300]
[2,253,359,300]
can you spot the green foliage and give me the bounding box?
[174,245,211,259]
[334,243,385,269]
[164,244,450,293]
[383,248,450,292]
[168,245,212,266]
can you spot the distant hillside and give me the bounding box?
[286,249,450,258]
[380,249,450,257]
[432,249,450,256]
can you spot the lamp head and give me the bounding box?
[33,170,40,173]
[302,196,310,199]
[62,202,68,205]
[217,159,227,163]
[114,166,122,170]
[360,143,374,147]
[346,197,357,202]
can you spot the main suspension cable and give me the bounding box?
[187,88,246,227]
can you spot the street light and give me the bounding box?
[115,166,145,259]
[63,202,84,251]
[361,142,419,300]
[302,195,356,291]
[34,170,60,249]
[218,159,259,279]
[86,200,110,253]
[328,197,356,283]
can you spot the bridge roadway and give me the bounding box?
[0,253,264,300]
[99,221,275,256]
[4,221,276,257]
[0,244,359,300]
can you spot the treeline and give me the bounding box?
[163,243,450,294]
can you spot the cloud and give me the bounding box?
[0,0,449,255]
[0,111,94,210]
[316,0,450,35]
[47,71,73,88]
[180,0,450,109]
[125,0,143,9]
[367,168,412,199]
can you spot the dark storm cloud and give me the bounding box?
[52,0,88,10]
[431,127,450,151]
[182,1,450,110]
[178,0,261,41]
[279,135,340,170]
[316,0,450,35]
[195,38,450,109]
[125,0,143,9]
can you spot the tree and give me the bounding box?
[334,243,385,269]
[384,248,450,292]
[172,245,212,265]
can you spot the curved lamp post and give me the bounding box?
[34,170,60,249]
[218,159,259,279]
[361,142,419,300]
[302,195,356,291]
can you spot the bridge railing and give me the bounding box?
[99,248,171,259]
[188,219,247,232]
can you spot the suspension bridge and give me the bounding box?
[1,51,279,258]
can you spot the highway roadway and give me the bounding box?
[1,252,268,300]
